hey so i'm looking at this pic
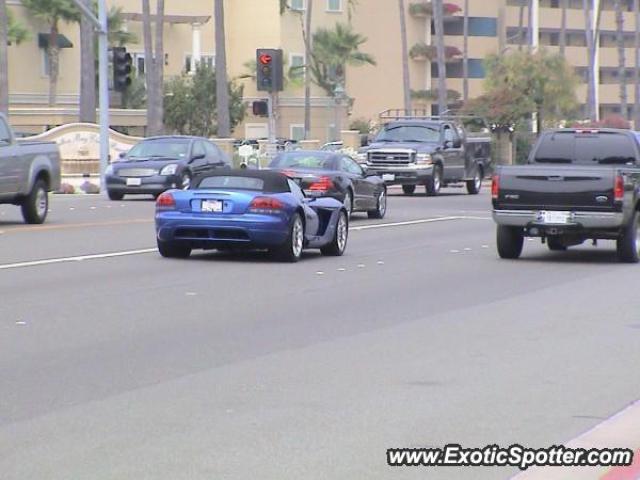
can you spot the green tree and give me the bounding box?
[108,7,137,47]
[309,22,375,96]
[22,0,80,106]
[1,4,30,115]
[164,65,246,138]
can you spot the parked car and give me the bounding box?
[154,170,349,262]
[105,136,230,200]
[0,113,61,224]
[268,150,387,219]
[356,110,492,196]
[493,128,640,263]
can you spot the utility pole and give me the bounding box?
[70,0,109,193]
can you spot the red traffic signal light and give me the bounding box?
[259,53,273,65]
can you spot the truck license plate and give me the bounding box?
[382,174,395,182]
[540,211,570,224]
[202,199,223,213]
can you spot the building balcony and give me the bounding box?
[409,43,462,62]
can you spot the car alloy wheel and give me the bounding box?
[433,169,441,192]
[474,172,481,191]
[292,215,304,258]
[336,212,348,253]
[181,173,191,190]
[378,189,387,216]
[36,186,48,220]
[344,190,353,216]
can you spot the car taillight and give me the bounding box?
[156,192,176,210]
[309,176,333,191]
[614,175,624,202]
[491,175,499,200]
[248,196,284,214]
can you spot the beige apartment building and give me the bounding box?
[3,0,639,139]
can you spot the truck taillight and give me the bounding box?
[614,175,624,202]
[248,196,284,214]
[491,175,499,200]
[156,192,176,210]
[309,176,333,191]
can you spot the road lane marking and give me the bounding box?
[0,215,486,271]
[0,248,158,271]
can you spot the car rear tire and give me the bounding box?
[425,165,442,197]
[108,190,124,201]
[466,167,483,195]
[497,225,524,259]
[547,237,567,251]
[402,185,416,195]
[273,213,304,262]
[617,211,640,263]
[321,210,349,256]
[157,240,191,259]
[21,179,49,224]
[368,187,387,219]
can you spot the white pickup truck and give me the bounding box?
[0,113,61,224]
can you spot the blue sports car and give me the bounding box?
[155,170,349,262]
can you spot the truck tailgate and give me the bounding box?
[496,165,617,211]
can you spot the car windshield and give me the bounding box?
[374,124,440,143]
[270,153,334,170]
[533,132,637,165]
[126,140,190,160]
[197,176,265,190]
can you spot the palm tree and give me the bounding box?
[79,0,95,123]
[583,0,602,121]
[310,22,375,97]
[462,0,469,102]
[303,0,313,139]
[432,0,447,114]
[398,0,411,111]
[214,0,230,137]
[0,0,9,116]
[108,7,137,47]
[142,0,164,135]
[634,0,640,128]
[615,0,627,119]
[559,0,567,57]
[22,0,79,107]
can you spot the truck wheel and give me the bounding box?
[21,179,49,224]
[425,165,442,197]
[466,167,483,195]
[402,185,416,195]
[617,211,640,263]
[547,237,567,251]
[108,190,124,201]
[157,240,191,259]
[497,225,524,259]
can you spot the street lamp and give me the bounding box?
[333,83,347,141]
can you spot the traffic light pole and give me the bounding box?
[268,92,276,145]
[70,0,109,193]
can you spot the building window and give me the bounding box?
[439,17,498,37]
[431,59,485,79]
[185,54,215,74]
[327,0,342,12]
[290,0,305,11]
[289,53,305,79]
[290,124,305,141]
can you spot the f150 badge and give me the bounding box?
[505,194,520,200]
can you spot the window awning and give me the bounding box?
[38,33,73,49]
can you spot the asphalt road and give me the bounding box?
[1,186,639,480]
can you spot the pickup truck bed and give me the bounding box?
[492,128,640,263]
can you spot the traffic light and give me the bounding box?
[256,48,283,92]
[252,100,268,116]
[113,47,132,92]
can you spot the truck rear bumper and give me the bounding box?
[493,209,624,229]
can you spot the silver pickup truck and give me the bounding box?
[0,114,61,224]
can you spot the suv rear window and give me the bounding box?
[532,132,637,165]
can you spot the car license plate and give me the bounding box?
[540,211,570,224]
[382,174,395,182]
[202,199,223,213]
[126,178,142,186]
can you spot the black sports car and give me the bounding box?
[268,150,387,219]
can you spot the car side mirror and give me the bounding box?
[118,152,126,159]
[453,139,462,148]
[444,140,453,149]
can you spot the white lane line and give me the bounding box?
[351,216,463,231]
[0,248,158,271]
[0,215,487,271]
